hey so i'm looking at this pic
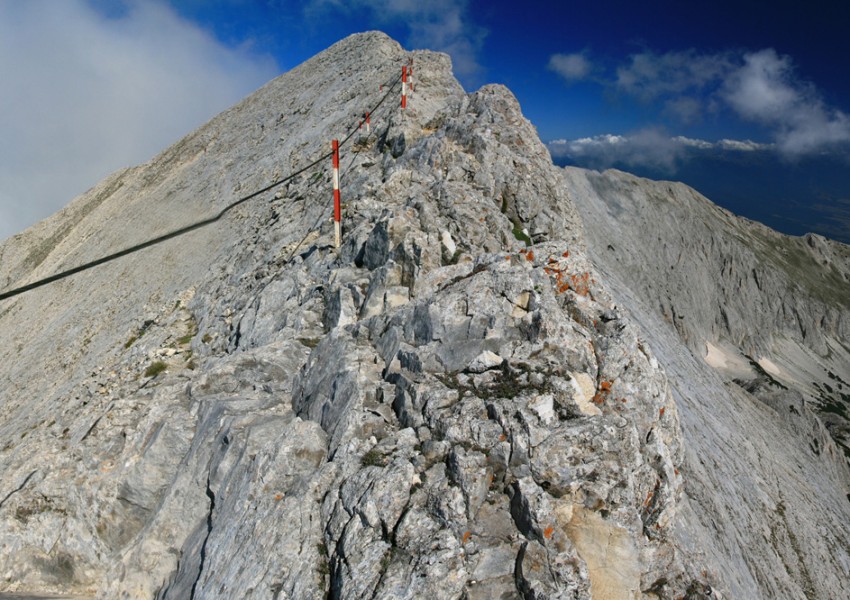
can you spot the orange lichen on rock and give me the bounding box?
[543,526,555,539]
[592,380,614,405]
[570,272,591,297]
[542,254,593,298]
[462,531,472,545]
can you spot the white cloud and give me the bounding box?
[673,136,714,149]
[663,96,703,124]
[307,0,485,80]
[549,128,687,173]
[616,49,732,102]
[549,131,774,172]
[609,47,850,157]
[716,138,772,152]
[721,50,799,118]
[0,0,278,242]
[722,49,850,155]
[673,136,771,151]
[548,52,592,82]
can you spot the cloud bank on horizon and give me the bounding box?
[548,47,850,170]
[0,0,277,242]
[548,130,773,173]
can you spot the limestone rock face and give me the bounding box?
[563,168,850,355]
[565,166,850,460]
[0,31,848,600]
[565,166,850,598]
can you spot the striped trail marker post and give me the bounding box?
[402,66,408,109]
[332,139,341,248]
[365,111,371,134]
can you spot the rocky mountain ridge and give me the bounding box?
[0,32,848,599]
[566,167,850,459]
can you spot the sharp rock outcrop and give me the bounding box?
[0,31,848,600]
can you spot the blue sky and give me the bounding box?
[2,0,849,242]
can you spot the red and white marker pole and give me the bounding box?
[359,111,371,134]
[402,66,408,109]
[332,139,341,248]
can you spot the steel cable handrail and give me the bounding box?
[0,66,406,302]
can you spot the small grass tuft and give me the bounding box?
[361,448,386,468]
[176,333,194,345]
[144,361,167,378]
[298,337,321,349]
[379,551,392,572]
[512,223,531,246]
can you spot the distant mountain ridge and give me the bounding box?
[0,32,848,599]
[553,152,850,245]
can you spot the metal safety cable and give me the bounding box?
[0,66,406,302]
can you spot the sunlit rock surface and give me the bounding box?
[0,32,848,599]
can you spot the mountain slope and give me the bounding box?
[0,32,848,600]
[566,167,850,458]
[565,166,850,597]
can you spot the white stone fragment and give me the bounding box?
[528,393,555,425]
[570,372,601,416]
[441,230,457,256]
[467,350,503,373]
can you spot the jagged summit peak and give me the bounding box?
[326,29,402,51]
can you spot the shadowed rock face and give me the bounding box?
[0,31,848,600]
